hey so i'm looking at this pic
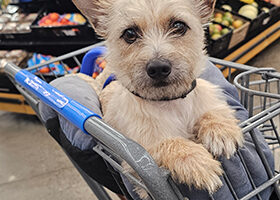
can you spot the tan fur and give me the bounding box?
[100,78,243,195]
[66,73,99,92]
[149,138,223,192]
[68,66,112,95]
[100,79,243,157]
[74,0,244,196]
[125,137,223,199]
[193,109,243,159]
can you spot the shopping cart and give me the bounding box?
[4,42,280,200]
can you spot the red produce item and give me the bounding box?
[49,12,59,21]
[39,67,50,73]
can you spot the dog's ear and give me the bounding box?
[195,0,216,23]
[72,0,111,37]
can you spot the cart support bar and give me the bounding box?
[84,117,184,200]
[4,63,101,133]
[4,61,20,78]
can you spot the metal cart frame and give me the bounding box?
[4,42,280,200]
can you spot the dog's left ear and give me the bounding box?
[72,0,111,37]
[195,0,216,23]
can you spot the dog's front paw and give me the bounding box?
[122,162,150,199]
[149,138,223,194]
[194,111,244,159]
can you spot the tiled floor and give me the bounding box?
[0,39,279,200]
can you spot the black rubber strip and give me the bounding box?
[231,27,280,62]
[0,97,22,104]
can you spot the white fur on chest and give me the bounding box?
[100,79,223,148]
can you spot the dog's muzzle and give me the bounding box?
[146,59,171,80]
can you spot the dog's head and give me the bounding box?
[73,0,216,101]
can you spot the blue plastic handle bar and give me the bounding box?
[80,46,107,76]
[15,70,101,134]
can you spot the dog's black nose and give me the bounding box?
[146,59,171,80]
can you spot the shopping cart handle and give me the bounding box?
[6,63,101,134]
[80,46,106,76]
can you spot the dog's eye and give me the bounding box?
[171,21,188,36]
[122,28,138,44]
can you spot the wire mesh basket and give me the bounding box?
[234,67,280,200]
[3,43,280,200]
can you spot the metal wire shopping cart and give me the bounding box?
[4,42,280,200]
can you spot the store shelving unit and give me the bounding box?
[0,0,279,115]
[0,92,35,114]
[220,19,280,77]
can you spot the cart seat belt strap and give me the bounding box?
[103,74,116,89]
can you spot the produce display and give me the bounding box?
[38,13,86,26]
[209,23,231,40]
[0,5,37,33]
[0,50,28,72]
[28,53,79,75]
[238,4,260,19]
[213,11,244,29]
[220,0,272,20]
[0,50,80,75]
[0,0,278,59]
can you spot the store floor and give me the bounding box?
[0,40,279,200]
[0,112,119,200]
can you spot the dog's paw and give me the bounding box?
[134,186,150,200]
[193,111,244,158]
[122,162,150,199]
[149,138,223,194]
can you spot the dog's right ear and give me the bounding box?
[195,0,216,23]
[72,0,111,37]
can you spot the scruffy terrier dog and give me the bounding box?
[73,0,244,197]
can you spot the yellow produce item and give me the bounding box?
[261,7,270,13]
[232,20,244,29]
[239,10,257,19]
[74,14,87,24]
[240,0,255,4]
[251,2,258,7]
[239,5,258,15]
[221,5,232,11]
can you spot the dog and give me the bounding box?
[73,0,244,197]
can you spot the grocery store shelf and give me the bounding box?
[0,39,98,46]
[219,20,280,77]
[1,20,279,115]
[0,93,35,115]
[0,38,100,55]
[225,20,280,63]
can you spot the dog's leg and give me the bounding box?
[123,138,223,199]
[193,109,244,159]
[149,138,223,193]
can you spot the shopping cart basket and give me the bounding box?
[4,42,280,200]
